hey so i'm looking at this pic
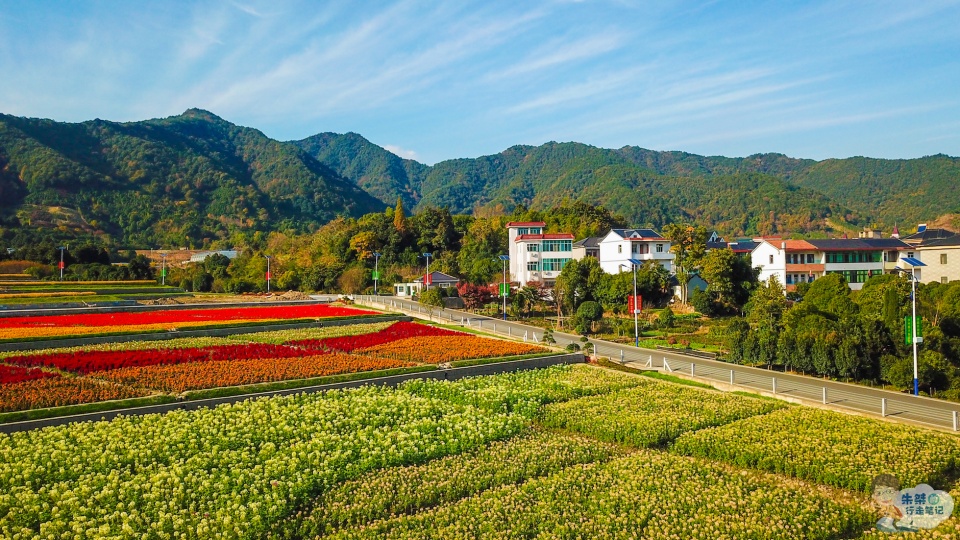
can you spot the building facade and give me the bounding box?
[751,237,911,292]
[597,229,673,275]
[506,222,575,287]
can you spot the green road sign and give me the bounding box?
[904,316,923,345]
[372,270,380,280]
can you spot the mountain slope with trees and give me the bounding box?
[0,109,384,248]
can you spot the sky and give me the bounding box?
[0,0,958,165]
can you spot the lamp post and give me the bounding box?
[422,253,432,291]
[499,255,509,320]
[620,259,642,347]
[160,252,167,285]
[264,255,272,293]
[896,257,927,396]
[58,246,66,281]
[373,252,381,296]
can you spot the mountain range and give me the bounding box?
[1,109,957,248]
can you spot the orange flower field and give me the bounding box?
[92,354,417,393]
[0,376,149,413]
[356,335,546,364]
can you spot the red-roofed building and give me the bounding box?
[507,222,574,286]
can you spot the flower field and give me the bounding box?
[1,363,959,538]
[277,430,623,539]
[0,377,149,412]
[325,451,874,540]
[671,406,960,492]
[92,354,417,393]
[540,382,785,448]
[0,304,378,340]
[0,321,551,413]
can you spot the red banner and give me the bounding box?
[265,271,271,280]
[424,273,432,285]
[58,261,64,269]
[628,295,642,314]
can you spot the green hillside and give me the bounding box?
[787,155,960,227]
[0,110,384,247]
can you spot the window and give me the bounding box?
[517,228,529,235]
[631,243,638,254]
[541,258,571,272]
[807,254,815,264]
[526,243,539,252]
[656,244,664,253]
[942,254,948,264]
[527,262,539,271]
[530,228,541,234]
[541,240,572,252]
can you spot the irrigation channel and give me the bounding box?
[357,294,960,433]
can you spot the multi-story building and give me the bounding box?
[914,236,960,284]
[506,222,575,286]
[596,229,673,274]
[751,237,911,291]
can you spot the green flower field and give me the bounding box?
[2,363,959,539]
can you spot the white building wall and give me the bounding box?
[751,241,786,286]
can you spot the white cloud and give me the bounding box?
[383,144,419,160]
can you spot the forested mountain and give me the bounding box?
[785,155,960,227]
[301,137,851,235]
[1,108,956,250]
[0,109,383,247]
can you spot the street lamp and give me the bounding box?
[373,252,381,296]
[264,255,272,293]
[160,252,167,286]
[499,255,509,320]
[58,246,66,281]
[897,257,927,396]
[422,253,432,291]
[620,258,643,347]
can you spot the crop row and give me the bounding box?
[0,377,149,413]
[0,304,376,329]
[0,365,58,385]
[290,321,465,352]
[0,322,396,360]
[0,386,527,539]
[275,430,623,539]
[326,450,873,540]
[0,304,377,340]
[400,364,644,418]
[540,382,784,448]
[356,335,544,364]
[92,354,416,393]
[671,406,960,493]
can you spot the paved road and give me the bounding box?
[357,295,960,433]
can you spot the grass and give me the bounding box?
[0,394,178,424]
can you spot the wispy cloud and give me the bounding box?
[383,144,418,160]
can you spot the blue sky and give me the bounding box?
[1,1,958,164]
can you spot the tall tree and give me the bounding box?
[662,223,708,304]
[393,196,407,233]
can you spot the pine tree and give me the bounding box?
[393,197,407,233]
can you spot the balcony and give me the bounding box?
[785,263,825,273]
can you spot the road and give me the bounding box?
[357,295,960,433]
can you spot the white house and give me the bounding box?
[751,237,911,292]
[506,222,574,287]
[597,229,673,275]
